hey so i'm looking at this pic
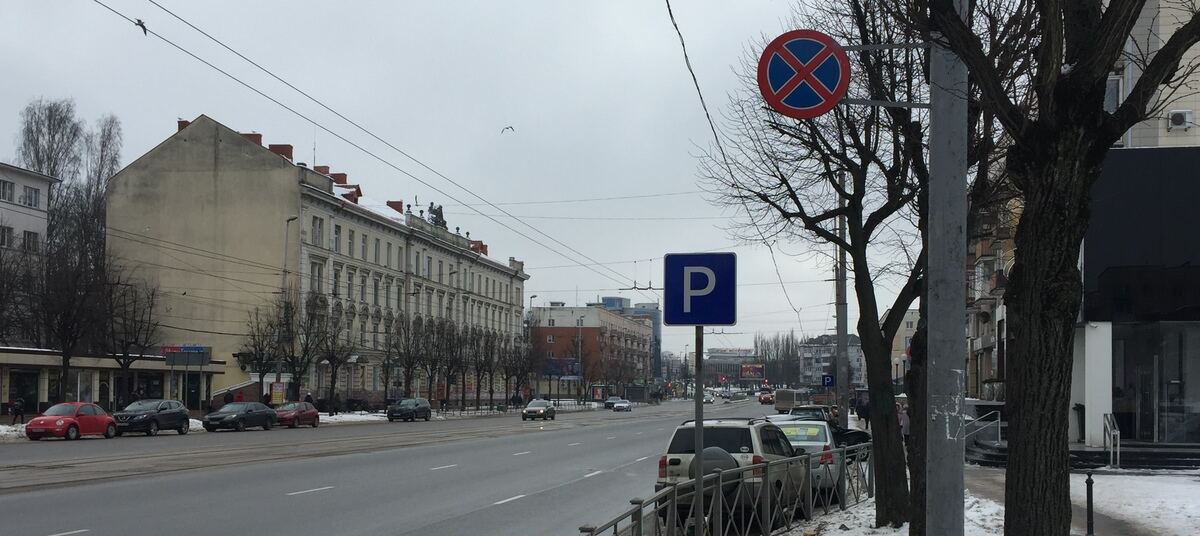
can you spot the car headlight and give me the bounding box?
[224,414,239,420]
[133,414,148,420]
[55,419,65,426]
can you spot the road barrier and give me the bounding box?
[579,443,873,536]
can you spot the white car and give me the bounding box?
[776,420,839,490]
[703,394,715,404]
[612,400,632,412]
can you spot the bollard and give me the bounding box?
[630,498,644,536]
[1086,472,1094,535]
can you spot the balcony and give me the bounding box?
[989,271,1008,297]
[978,332,996,350]
[973,238,995,263]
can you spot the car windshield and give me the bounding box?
[278,403,300,410]
[218,403,248,412]
[43,404,77,416]
[607,396,620,400]
[778,423,828,443]
[123,400,162,411]
[398,400,418,407]
[790,409,825,420]
[667,427,754,454]
[527,401,550,408]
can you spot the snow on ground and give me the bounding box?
[188,419,206,432]
[784,493,1004,536]
[0,423,27,442]
[1070,471,1200,536]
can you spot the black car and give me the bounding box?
[112,399,191,436]
[202,402,276,432]
[387,398,432,422]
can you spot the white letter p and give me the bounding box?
[683,266,716,313]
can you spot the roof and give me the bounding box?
[0,161,62,183]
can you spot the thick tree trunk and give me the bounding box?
[906,320,928,536]
[58,353,71,401]
[1002,155,1094,536]
[404,366,414,398]
[474,370,483,410]
[327,366,341,414]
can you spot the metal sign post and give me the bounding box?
[664,252,736,535]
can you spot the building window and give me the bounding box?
[548,319,555,327]
[438,260,444,283]
[21,186,39,208]
[906,321,913,329]
[360,322,367,346]
[547,335,555,343]
[373,322,380,349]
[1104,76,1122,113]
[0,226,12,248]
[577,317,584,327]
[399,246,405,272]
[332,267,341,297]
[373,278,380,306]
[22,231,38,253]
[426,256,432,280]
[0,180,13,202]
[374,238,381,264]
[385,281,391,309]
[361,234,368,259]
[347,270,355,298]
[310,261,324,293]
[360,274,367,302]
[348,230,355,258]
[333,225,342,254]
[437,294,444,318]
[386,242,392,268]
[311,217,324,247]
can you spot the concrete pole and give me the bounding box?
[836,172,850,428]
[692,325,705,534]
[277,215,298,385]
[927,0,969,534]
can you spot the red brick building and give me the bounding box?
[529,303,652,399]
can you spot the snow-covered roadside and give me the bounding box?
[0,423,27,442]
[1070,471,1200,536]
[783,493,1004,536]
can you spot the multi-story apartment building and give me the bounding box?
[880,308,919,384]
[106,115,529,405]
[0,162,56,254]
[529,303,651,400]
[599,296,663,380]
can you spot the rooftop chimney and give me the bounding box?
[268,144,293,161]
[314,165,330,175]
[177,120,190,132]
[469,240,489,256]
[386,200,405,214]
[330,172,348,184]
[240,132,263,146]
[341,192,359,204]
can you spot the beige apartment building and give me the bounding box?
[880,308,918,384]
[107,115,529,403]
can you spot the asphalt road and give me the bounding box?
[0,399,758,536]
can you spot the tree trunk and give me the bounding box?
[474,370,483,410]
[1002,155,1094,536]
[460,372,467,410]
[58,352,71,401]
[404,366,414,398]
[327,365,341,414]
[906,320,928,536]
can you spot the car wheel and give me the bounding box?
[66,425,79,441]
[235,420,246,432]
[551,415,556,420]
[147,420,159,437]
[290,418,299,429]
[263,419,273,431]
[178,423,189,435]
[104,424,116,439]
[521,415,527,421]
[27,435,39,441]
[388,416,395,422]
[312,417,319,428]
[424,412,430,422]
[203,425,216,433]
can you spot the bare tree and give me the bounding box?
[237,308,278,403]
[83,115,122,194]
[379,321,401,402]
[319,311,356,414]
[17,98,84,181]
[100,264,160,402]
[0,225,21,345]
[421,318,451,403]
[395,313,424,398]
[468,327,490,409]
[284,290,325,401]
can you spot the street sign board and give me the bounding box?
[821,373,835,387]
[757,29,851,120]
[663,253,736,326]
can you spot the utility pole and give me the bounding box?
[692,325,705,535]
[927,0,968,533]
[276,215,298,390]
[835,173,849,428]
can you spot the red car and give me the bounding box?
[759,392,775,404]
[25,402,117,440]
[274,401,319,428]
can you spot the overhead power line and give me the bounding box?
[132,0,658,304]
[441,190,702,207]
[440,212,727,222]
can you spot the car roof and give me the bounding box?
[780,419,831,428]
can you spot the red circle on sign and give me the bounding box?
[757,29,851,120]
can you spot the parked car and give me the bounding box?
[759,392,775,404]
[604,396,622,409]
[387,398,432,422]
[776,420,839,489]
[612,399,632,412]
[25,402,117,441]
[275,401,319,428]
[202,402,276,432]
[522,400,556,421]
[656,418,809,523]
[789,405,836,426]
[112,399,190,436]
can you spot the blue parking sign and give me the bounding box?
[663,253,736,326]
[821,374,835,387]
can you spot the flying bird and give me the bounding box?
[134,19,148,36]
[500,126,515,134]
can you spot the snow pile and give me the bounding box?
[784,493,1004,536]
[1070,471,1200,536]
[189,419,206,432]
[319,411,391,424]
[0,423,27,442]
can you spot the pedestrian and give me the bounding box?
[898,403,911,446]
[304,392,315,406]
[859,401,871,431]
[10,397,25,425]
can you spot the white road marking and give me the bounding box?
[606,436,615,440]
[494,494,526,505]
[635,431,643,435]
[635,456,649,462]
[584,470,603,478]
[286,486,334,496]
[513,451,530,456]
[430,464,458,471]
[656,428,664,431]
[47,531,89,536]
[568,442,582,446]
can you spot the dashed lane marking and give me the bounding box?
[568,442,582,446]
[430,464,457,470]
[47,531,89,536]
[494,494,526,505]
[636,456,649,462]
[513,451,530,456]
[606,436,615,440]
[286,486,334,496]
[584,470,603,478]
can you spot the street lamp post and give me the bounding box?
[276,215,298,389]
[527,295,537,396]
[576,314,585,401]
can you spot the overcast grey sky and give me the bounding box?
[2,1,888,355]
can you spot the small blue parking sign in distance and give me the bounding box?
[821,374,835,387]
[663,253,736,326]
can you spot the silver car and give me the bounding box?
[521,400,556,421]
[776,420,840,489]
[612,399,632,412]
